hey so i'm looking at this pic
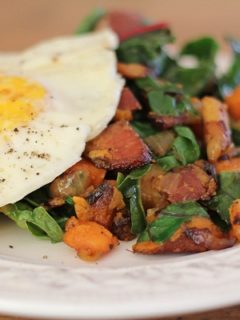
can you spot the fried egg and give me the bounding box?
[0,29,124,206]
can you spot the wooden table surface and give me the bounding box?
[0,0,240,319]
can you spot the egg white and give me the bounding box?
[0,29,124,206]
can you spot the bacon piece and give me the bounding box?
[73,181,125,229]
[133,216,235,254]
[85,121,152,170]
[149,112,201,130]
[114,87,141,121]
[117,63,149,79]
[159,164,216,203]
[64,220,119,261]
[106,11,146,41]
[202,97,232,162]
[95,10,168,42]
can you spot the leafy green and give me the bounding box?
[172,126,200,165]
[219,38,240,97]
[65,196,74,206]
[117,29,174,71]
[75,8,106,34]
[135,76,162,92]
[154,126,199,171]
[156,155,180,172]
[148,215,186,242]
[206,172,240,223]
[1,203,63,242]
[148,90,177,115]
[136,76,197,117]
[163,37,219,96]
[164,63,215,96]
[131,120,158,138]
[180,37,219,62]
[138,202,208,243]
[117,165,151,234]
[162,201,209,217]
[232,128,240,146]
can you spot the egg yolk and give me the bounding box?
[0,75,46,132]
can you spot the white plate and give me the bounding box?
[0,53,236,320]
[0,213,240,319]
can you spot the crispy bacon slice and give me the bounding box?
[117,62,149,79]
[202,97,232,162]
[73,181,125,229]
[85,121,152,170]
[149,112,201,130]
[159,164,216,203]
[103,11,145,41]
[133,216,235,254]
[114,87,141,121]
[141,163,216,210]
[95,10,168,42]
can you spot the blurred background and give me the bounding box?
[0,0,239,51]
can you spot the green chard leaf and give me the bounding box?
[231,128,240,146]
[162,201,209,217]
[156,155,180,172]
[219,38,240,97]
[1,203,63,242]
[75,8,106,34]
[117,165,151,234]
[135,76,197,117]
[172,126,200,165]
[148,215,186,243]
[162,37,219,96]
[180,37,219,62]
[131,120,159,138]
[205,172,240,223]
[148,90,177,115]
[117,28,174,71]
[138,202,209,243]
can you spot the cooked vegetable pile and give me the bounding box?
[4,9,240,261]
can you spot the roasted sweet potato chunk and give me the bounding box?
[73,181,125,229]
[64,220,119,261]
[215,157,240,173]
[117,62,149,79]
[49,159,106,199]
[159,164,216,203]
[114,87,141,121]
[149,112,200,130]
[225,86,240,120]
[202,97,232,162]
[230,199,240,241]
[85,121,152,170]
[133,216,235,254]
